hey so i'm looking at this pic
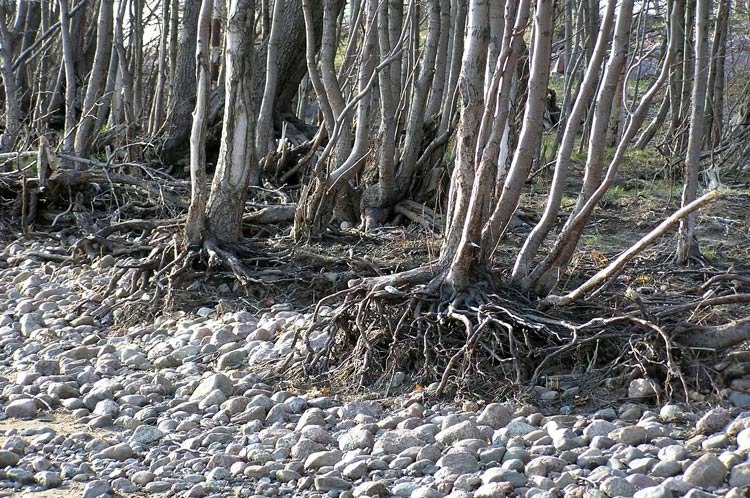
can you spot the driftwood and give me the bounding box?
[542,190,720,308]
[243,205,296,224]
[673,317,750,350]
[49,168,187,208]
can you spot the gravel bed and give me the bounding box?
[1,245,750,498]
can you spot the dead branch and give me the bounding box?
[541,190,720,308]
[657,293,750,319]
[698,273,750,294]
[672,316,750,350]
[49,168,188,208]
[243,204,296,224]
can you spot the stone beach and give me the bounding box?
[2,244,750,498]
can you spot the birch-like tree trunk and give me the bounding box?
[480,0,554,261]
[59,0,78,154]
[149,0,170,135]
[0,4,20,151]
[513,0,616,283]
[704,0,729,147]
[75,0,114,157]
[676,0,710,263]
[185,0,213,247]
[161,0,200,163]
[256,0,286,160]
[576,0,633,211]
[205,0,257,243]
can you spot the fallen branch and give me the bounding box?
[541,190,720,308]
[697,273,750,294]
[243,204,296,224]
[657,293,750,319]
[49,168,187,208]
[672,316,750,350]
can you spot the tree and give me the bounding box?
[676,0,710,263]
[74,0,114,157]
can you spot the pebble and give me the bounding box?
[683,453,728,489]
[4,398,38,418]
[1,251,749,498]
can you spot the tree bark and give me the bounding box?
[441,0,490,277]
[149,0,170,135]
[205,0,257,244]
[160,0,200,164]
[512,0,616,283]
[576,0,633,211]
[676,0,710,263]
[704,0,729,147]
[75,0,114,157]
[59,0,78,154]
[480,0,554,262]
[185,0,213,247]
[256,0,286,160]
[0,4,21,152]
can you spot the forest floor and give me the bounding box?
[2,145,750,403]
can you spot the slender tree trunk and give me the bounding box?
[635,90,669,149]
[160,0,200,163]
[576,0,633,211]
[676,0,710,263]
[75,0,114,157]
[169,0,178,97]
[393,0,441,200]
[513,0,616,284]
[439,0,466,134]
[113,0,136,129]
[480,0,554,262]
[704,0,729,147]
[130,0,144,120]
[441,0,490,273]
[205,0,257,243]
[669,0,685,140]
[524,0,677,295]
[256,0,285,160]
[185,0,213,247]
[0,5,21,152]
[302,0,334,133]
[426,0,450,119]
[149,0,170,135]
[97,45,119,124]
[59,0,78,154]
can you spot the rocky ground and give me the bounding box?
[2,242,750,498]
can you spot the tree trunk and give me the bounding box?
[185,0,213,247]
[59,0,78,155]
[130,0,144,120]
[256,0,286,161]
[524,0,678,296]
[149,0,170,135]
[512,0,616,284]
[479,0,554,262]
[704,0,729,147]
[113,0,136,130]
[205,0,257,244]
[0,5,21,152]
[160,0,200,164]
[440,0,490,279]
[75,0,114,157]
[426,0,450,119]
[676,0,710,263]
[576,0,633,211]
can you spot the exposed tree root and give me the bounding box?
[265,272,703,400]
